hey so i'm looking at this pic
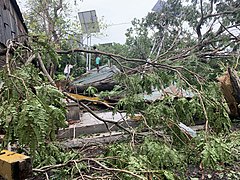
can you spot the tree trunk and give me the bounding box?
[218,68,240,118]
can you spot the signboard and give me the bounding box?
[78,10,100,34]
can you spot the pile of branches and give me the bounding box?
[0,1,240,176]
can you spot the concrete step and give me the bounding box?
[61,131,128,148]
[58,111,140,139]
[60,125,205,148]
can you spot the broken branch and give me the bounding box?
[37,53,56,87]
[64,92,132,134]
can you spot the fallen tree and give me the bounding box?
[0,0,240,179]
[218,68,240,118]
[0,32,239,178]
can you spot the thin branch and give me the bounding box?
[45,172,49,180]
[196,0,204,41]
[203,9,240,20]
[74,160,84,179]
[37,53,56,87]
[33,158,146,179]
[5,40,29,97]
[57,46,208,85]
[218,21,240,40]
[25,54,36,65]
[5,40,13,75]
[57,48,147,65]
[64,92,132,134]
[89,158,146,180]
[158,30,181,60]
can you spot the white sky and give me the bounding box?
[17,0,158,45]
[78,0,157,44]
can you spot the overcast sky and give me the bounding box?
[78,0,157,44]
[17,0,158,45]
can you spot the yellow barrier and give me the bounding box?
[68,93,101,101]
[0,150,32,180]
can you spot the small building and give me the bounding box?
[0,0,27,46]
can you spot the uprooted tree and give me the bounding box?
[0,0,240,179]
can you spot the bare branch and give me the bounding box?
[37,53,56,87]
[196,0,204,41]
[219,21,240,41]
[33,158,146,179]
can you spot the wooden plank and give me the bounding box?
[4,23,12,43]
[16,18,24,35]
[9,2,17,40]
[2,5,13,43]
[62,132,128,148]
[4,6,13,41]
[3,0,10,10]
[0,7,4,44]
[9,14,16,39]
[13,11,19,36]
[0,1,3,10]
[9,0,15,17]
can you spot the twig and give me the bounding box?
[37,53,56,87]
[89,158,146,180]
[141,114,167,141]
[45,172,49,180]
[64,92,132,134]
[158,29,180,60]
[9,74,30,98]
[234,55,240,70]
[33,158,146,179]
[74,160,84,179]
[80,175,111,180]
[25,54,36,65]
[177,72,210,133]
[219,21,240,40]
[5,40,30,97]
[5,40,13,75]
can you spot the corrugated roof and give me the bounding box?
[143,85,194,102]
[72,65,120,86]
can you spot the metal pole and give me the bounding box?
[86,35,89,72]
[89,35,92,70]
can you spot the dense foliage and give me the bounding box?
[0,64,66,153]
[0,0,239,179]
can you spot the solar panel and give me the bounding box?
[78,10,100,34]
[152,0,165,13]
